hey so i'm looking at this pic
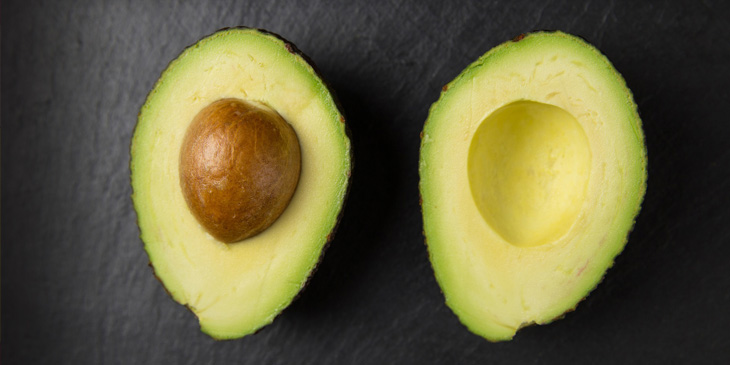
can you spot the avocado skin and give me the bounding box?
[130,27,353,340]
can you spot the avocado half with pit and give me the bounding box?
[131,28,351,339]
[419,31,647,341]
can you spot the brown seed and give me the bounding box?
[179,98,301,243]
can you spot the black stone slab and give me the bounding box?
[3,0,730,363]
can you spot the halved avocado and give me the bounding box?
[419,31,647,341]
[131,28,351,339]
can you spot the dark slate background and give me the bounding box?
[3,0,730,363]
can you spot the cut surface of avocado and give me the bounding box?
[131,28,351,339]
[419,31,646,341]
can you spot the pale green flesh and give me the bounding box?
[131,28,351,339]
[419,32,646,341]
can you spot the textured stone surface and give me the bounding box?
[3,0,730,363]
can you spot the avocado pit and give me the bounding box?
[179,98,301,243]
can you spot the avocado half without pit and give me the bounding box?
[131,28,351,340]
[419,31,647,341]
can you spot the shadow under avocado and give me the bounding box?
[285,80,403,318]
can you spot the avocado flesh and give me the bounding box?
[419,32,646,341]
[131,28,351,339]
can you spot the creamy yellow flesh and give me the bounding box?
[468,101,591,247]
[131,29,350,339]
[420,32,646,341]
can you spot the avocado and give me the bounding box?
[419,31,647,341]
[131,28,351,340]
